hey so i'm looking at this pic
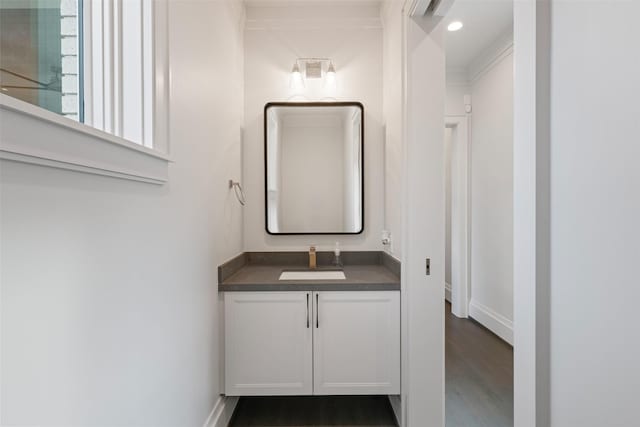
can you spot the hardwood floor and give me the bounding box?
[229,302,513,427]
[229,395,398,427]
[446,301,513,427]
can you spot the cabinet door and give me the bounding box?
[225,292,313,396]
[313,291,400,395]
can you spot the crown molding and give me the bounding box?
[467,30,514,84]
[0,95,170,185]
[244,1,383,30]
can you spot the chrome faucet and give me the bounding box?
[309,246,317,269]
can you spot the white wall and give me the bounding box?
[445,44,514,342]
[382,0,403,258]
[243,2,384,250]
[468,50,514,339]
[0,1,244,425]
[445,82,470,117]
[549,1,640,425]
[279,114,344,231]
[342,108,361,232]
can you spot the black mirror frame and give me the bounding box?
[264,101,365,236]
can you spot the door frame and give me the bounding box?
[445,115,470,318]
[400,5,446,426]
[400,0,551,425]
[513,1,551,425]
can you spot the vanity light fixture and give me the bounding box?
[289,58,337,89]
[447,21,464,31]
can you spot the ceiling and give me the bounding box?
[444,0,513,70]
[244,0,382,5]
[242,0,511,71]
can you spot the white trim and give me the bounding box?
[388,395,402,426]
[83,0,169,152]
[513,0,551,424]
[0,96,170,185]
[444,282,452,303]
[469,299,514,345]
[203,395,239,427]
[152,0,170,154]
[0,95,168,160]
[445,115,470,319]
[0,150,167,184]
[244,18,381,31]
[114,0,123,137]
[83,0,94,123]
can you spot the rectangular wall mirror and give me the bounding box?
[265,102,364,235]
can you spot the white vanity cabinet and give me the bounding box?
[312,291,400,395]
[224,290,400,396]
[224,292,313,396]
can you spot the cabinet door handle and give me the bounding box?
[316,293,319,328]
[306,293,310,328]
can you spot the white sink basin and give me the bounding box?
[279,271,346,281]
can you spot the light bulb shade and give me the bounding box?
[324,62,337,90]
[290,62,305,91]
[327,62,336,75]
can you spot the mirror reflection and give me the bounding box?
[265,102,364,235]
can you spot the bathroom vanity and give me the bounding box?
[220,103,399,397]
[218,251,400,397]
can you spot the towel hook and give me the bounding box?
[229,180,246,206]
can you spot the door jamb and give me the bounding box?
[445,115,470,318]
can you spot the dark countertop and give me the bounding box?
[218,252,400,292]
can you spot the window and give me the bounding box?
[0,0,167,151]
[0,0,83,120]
[0,0,169,184]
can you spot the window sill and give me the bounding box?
[0,95,170,185]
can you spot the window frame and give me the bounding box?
[0,0,170,184]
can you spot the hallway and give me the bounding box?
[446,302,513,427]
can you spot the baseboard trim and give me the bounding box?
[469,299,513,345]
[445,282,452,303]
[388,395,401,426]
[203,395,239,427]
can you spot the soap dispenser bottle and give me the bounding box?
[332,242,343,268]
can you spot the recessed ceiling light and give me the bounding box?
[447,21,463,32]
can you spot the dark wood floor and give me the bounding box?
[229,302,513,427]
[229,395,398,427]
[445,301,513,427]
